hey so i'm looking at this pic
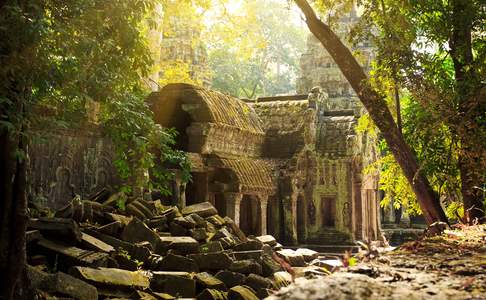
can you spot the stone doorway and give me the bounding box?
[239,195,261,235]
[214,193,227,217]
[321,196,336,227]
[185,172,208,206]
[297,195,306,242]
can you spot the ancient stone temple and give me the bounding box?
[148,83,380,246]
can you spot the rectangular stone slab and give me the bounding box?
[29,218,82,243]
[81,232,115,253]
[157,236,199,255]
[181,202,217,218]
[38,238,108,267]
[27,265,98,300]
[233,250,263,262]
[189,252,233,270]
[84,228,151,263]
[150,271,196,298]
[70,266,150,289]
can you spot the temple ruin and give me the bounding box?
[148,82,380,246]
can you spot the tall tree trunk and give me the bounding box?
[294,0,448,227]
[449,0,485,223]
[0,99,30,299]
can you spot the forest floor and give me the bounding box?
[268,224,486,300]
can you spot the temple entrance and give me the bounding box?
[321,196,336,227]
[239,195,261,235]
[297,195,305,242]
[185,172,208,206]
[214,193,226,217]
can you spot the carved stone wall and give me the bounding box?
[29,127,120,210]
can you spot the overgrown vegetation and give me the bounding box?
[313,0,485,221]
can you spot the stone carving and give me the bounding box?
[29,127,120,209]
[48,167,76,209]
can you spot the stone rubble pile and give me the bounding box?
[26,191,329,300]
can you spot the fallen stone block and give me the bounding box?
[152,292,176,299]
[256,235,277,247]
[295,248,318,262]
[38,239,108,268]
[262,254,283,277]
[189,252,234,270]
[147,216,168,232]
[197,288,228,300]
[173,216,197,229]
[310,258,343,271]
[113,251,139,271]
[229,259,262,275]
[206,215,226,227]
[97,221,122,236]
[227,285,259,300]
[104,212,132,226]
[219,236,237,249]
[224,217,247,242]
[244,274,274,298]
[191,227,208,241]
[157,236,199,255]
[121,218,159,249]
[56,198,109,223]
[272,271,292,289]
[29,217,82,243]
[26,230,43,244]
[69,266,149,294]
[157,253,199,272]
[195,272,227,291]
[169,221,188,236]
[215,271,246,289]
[233,240,263,252]
[27,265,98,300]
[211,228,235,241]
[276,249,306,267]
[200,241,224,253]
[158,206,182,222]
[182,202,218,218]
[189,213,207,228]
[129,199,155,219]
[302,265,330,277]
[150,271,196,298]
[84,228,152,263]
[233,250,262,262]
[136,290,160,300]
[102,191,127,207]
[80,232,115,253]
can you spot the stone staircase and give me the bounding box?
[289,228,358,256]
[305,228,353,245]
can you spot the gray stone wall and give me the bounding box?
[29,126,120,209]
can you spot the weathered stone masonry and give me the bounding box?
[149,83,380,246]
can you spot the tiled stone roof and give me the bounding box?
[208,156,276,194]
[149,83,264,134]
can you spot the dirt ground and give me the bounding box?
[267,224,486,300]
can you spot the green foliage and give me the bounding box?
[207,0,305,98]
[0,0,191,195]
[349,0,485,218]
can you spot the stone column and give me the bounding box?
[282,194,298,245]
[180,182,187,209]
[258,195,269,235]
[171,174,181,207]
[224,193,242,226]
